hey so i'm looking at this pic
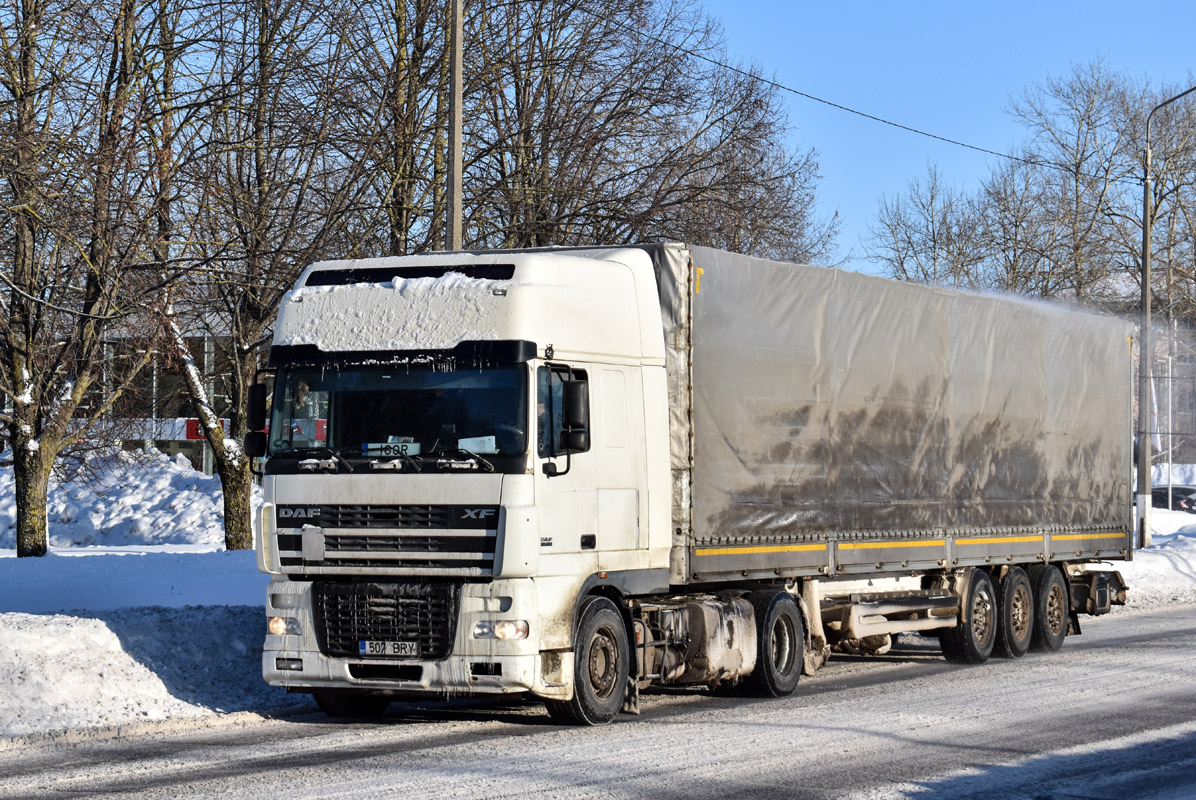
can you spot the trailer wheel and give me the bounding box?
[313,691,391,718]
[545,596,630,725]
[745,591,804,697]
[941,569,996,664]
[994,567,1033,658]
[1027,564,1068,652]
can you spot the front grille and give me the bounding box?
[313,581,459,660]
[275,504,497,530]
[324,533,495,554]
[323,506,453,528]
[274,504,499,576]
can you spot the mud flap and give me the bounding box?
[799,581,830,675]
[622,674,640,715]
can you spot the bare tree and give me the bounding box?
[165,0,386,549]
[348,0,445,255]
[1008,62,1137,301]
[3,0,841,555]
[865,166,980,286]
[464,0,835,260]
[0,0,188,556]
[970,157,1064,295]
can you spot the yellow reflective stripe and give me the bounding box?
[838,540,944,550]
[695,544,827,557]
[695,533,1124,558]
[1052,532,1126,542]
[956,535,1043,546]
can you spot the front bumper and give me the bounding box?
[261,577,572,699]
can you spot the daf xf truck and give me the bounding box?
[247,244,1131,724]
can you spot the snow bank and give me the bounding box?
[0,448,234,550]
[0,606,306,738]
[0,450,293,740]
[0,547,290,739]
[1117,508,1196,610]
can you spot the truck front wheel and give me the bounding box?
[745,591,804,697]
[546,596,630,725]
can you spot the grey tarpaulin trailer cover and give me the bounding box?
[566,243,1135,585]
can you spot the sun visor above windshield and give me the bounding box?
[267,340,537,368]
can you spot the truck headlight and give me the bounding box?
[268,616,302,636]
[473,620,529,640]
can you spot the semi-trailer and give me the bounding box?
[248,243,1132,724]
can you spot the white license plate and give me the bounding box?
[358,640,420,657]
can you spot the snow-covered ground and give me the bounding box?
[1,450,1195,743]
[0,450,305,741]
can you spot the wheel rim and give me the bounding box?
[587,625,619,700]
[771,613,796,674]
[972,585,994,644]
[1046,584,1065,635]
[1010,584,1031,640]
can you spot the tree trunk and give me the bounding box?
[13,444,51,557]
[217,454,254,551]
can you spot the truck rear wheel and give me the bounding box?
[313,691,391,718]
[994,567,1033,658]
[1027,564,1068,652]
[745,591,804,697]
[545,596,630,725]
[941,569,996,664]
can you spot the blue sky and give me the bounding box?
[700,1,1196,274]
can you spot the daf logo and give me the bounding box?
[462,508,496,520]
[278,507,322,520]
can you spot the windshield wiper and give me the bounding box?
[285,446,355,472]
[428,447,495,473]
[369,454,422,472]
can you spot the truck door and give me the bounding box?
[594,367,648,572]
[534,365,598,569]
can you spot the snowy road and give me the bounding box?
[2,605,1194,799]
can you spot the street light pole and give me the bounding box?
[1138,84,1196,550]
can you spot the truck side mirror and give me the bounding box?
[245,431,268,458]
[558,429,590,455]
[248,383,268,431]
[543,374,589,477]
[562,379,588,430]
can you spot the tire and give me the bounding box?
[545,596,630,725]
[1027,564,1068,652]
[313,691,391,718]
[941,569,997,664]
[745,591,804,697]
[994,567,1033,659]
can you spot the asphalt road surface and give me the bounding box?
[2,605,1194,799]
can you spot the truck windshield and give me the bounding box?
[268,364,528,460]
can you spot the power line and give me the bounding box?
[583,5,1139,186]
